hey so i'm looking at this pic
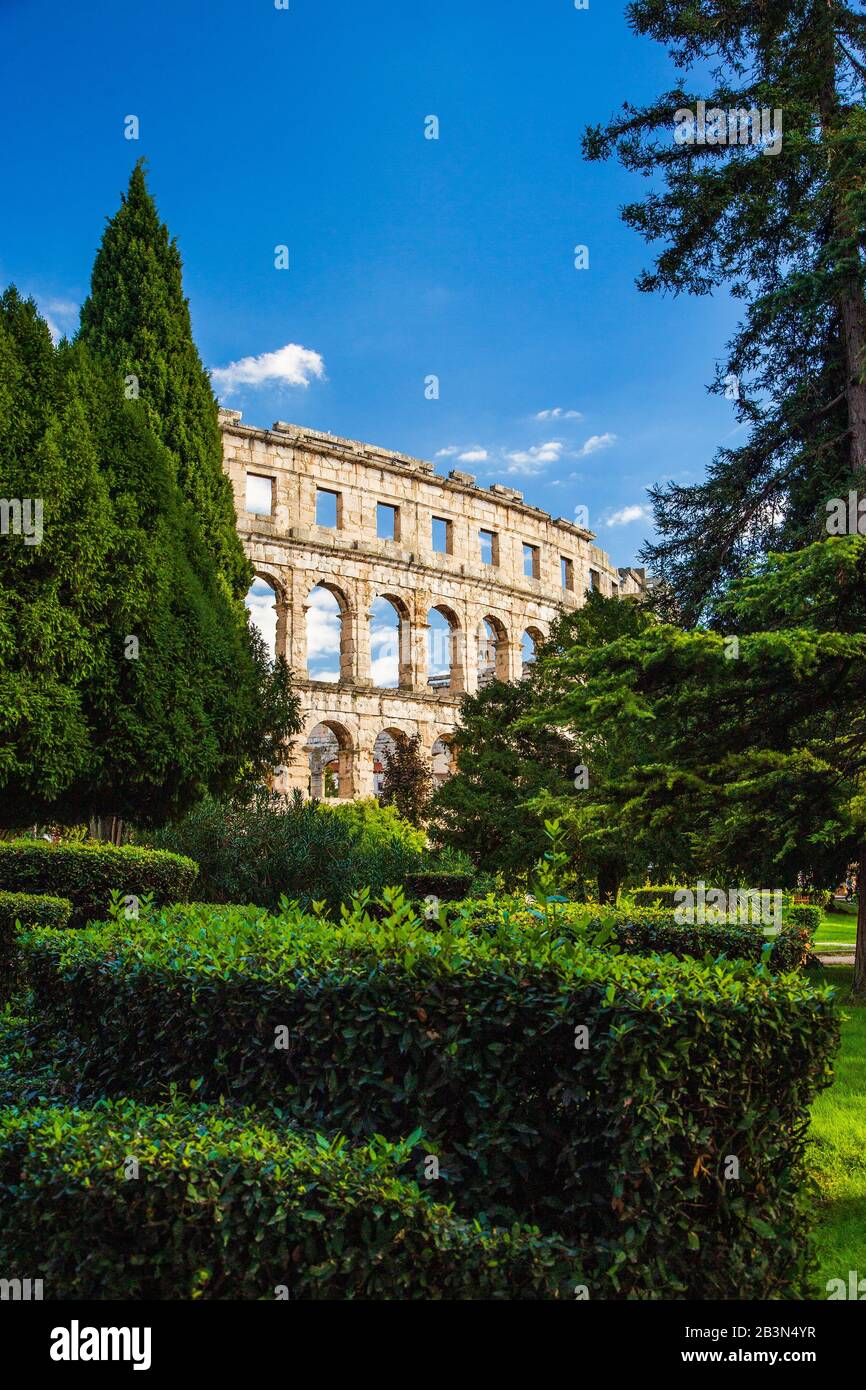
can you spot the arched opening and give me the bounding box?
[427,604,463,692]
[373,727,409,797]
[306,583,352,683]
[307,721,354,799]
[245,577,278,661]
[477,616,509,687]
[370,595,411,688]
[522,626,544,676]
[431,735,457,788]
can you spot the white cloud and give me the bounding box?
[504,440,565,475]
[577,432,617,458]
[535,407,582,421]
[605,503,653,527]
[435,446,459,458]
[211,343,326,396]
[458,448,488,463]
[245,580,277,658]
[39,297,79,344]
[435,445,488,464]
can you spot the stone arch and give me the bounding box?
[373,725,410,797]
[426,603,464,693]
[370,592,412,689]
[245,568,288,661]
[431,733,457,787]
[306,581,354,683]
[306,719,355,799]
[521,624,545,675]
[477,614,510,686]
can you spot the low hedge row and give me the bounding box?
[21,902,839,1298]
[0,841,197,927]
[607,911,814,973]
[0,892,72,998]
[0,1100,577,1300]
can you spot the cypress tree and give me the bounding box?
[78,161,251,599]
[0,291,299,831]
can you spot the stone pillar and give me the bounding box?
[290,569,309,677]
[464,607,480,694]
[337,745,354,799]
[354,741,377,799]
[354,582,373,687]
[411,592,432,690]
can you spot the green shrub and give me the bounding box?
[322,798,427,854]
[0,841,197,928]
[0,1100,578,1300]
[786,903,822,937]
[609,910,813,972]
[403,871,473,902]
[0,892,72,997]
[21,899,839,1298]
[144,792,425,912]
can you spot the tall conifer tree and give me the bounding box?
[585,1,866,621]
[78,161,250,599]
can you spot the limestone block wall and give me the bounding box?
[220,410,644,799]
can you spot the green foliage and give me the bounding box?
[77,161,250,599]
[0,288,300,828]
[0,1099,578,1300]
[0,892,71,998]
[21,897,839,1297]
[378,733,433,826]
[631,887,688,909]
[321,797,427,854]
[144,791,426,912]
[583,2,866,620]
[429,675,577,877]
[787,903,823,939]
[0,840,196,927]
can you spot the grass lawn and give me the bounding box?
[807,962,866,1297]
[814,901,858,951]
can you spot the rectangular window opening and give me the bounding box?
[316,488,340,529]
[523,542,540,579]
[377,502,399,541]
[246,473,273,516]
[479,529,498,566]
[432,516,453,555]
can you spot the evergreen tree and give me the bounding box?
[429,676,575,879]
[379,734,433,827]
[78,161,250,599]
[0,291,300,830]
[0,290,113,816]
[584,1,866,621]
[530,540,866,993]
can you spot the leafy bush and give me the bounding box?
[786,903,822,937]
[144,792,426,912]
[21,897,839,1298]
[630,886,688,909]
[0,841,196,928]
[321,798,427,854]
[0,892,72,997]
[0,1099,578,1300]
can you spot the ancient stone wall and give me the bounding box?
[220,410,644,798]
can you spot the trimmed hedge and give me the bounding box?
[0,841,197,927]
[786,903,822,937]
[21,902,839,1298]
[607,911,814,973]
[0,892,72,998]
[0,1100,578,1300]
[403,871,473,902]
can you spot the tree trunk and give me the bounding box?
[854,849,866,996]
[88,815,124,845]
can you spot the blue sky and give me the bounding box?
[1,0,741,573]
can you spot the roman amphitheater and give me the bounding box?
[221,409,645,800]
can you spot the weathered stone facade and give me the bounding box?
[220,410,644,798]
